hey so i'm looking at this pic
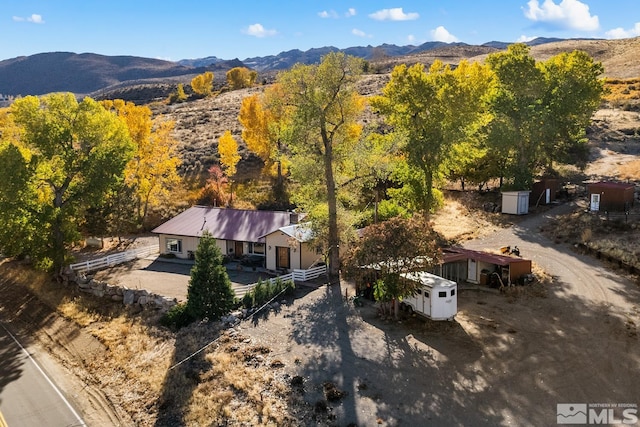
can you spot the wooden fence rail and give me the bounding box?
[69,245,159,273]
[234,265,327,298]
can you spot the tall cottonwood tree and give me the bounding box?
[218,130,241,205]
[371,60,495,212]
[238,84,291,206]
[276,52,366,284]
[102,100,181,230]
[0,93,134,273]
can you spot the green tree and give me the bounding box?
[186,231,235,321]
[191,71,214,97]
[342,215,441,318]
[371,60,494,212]
[538,50,605,172]
[485,43,546,190]
[1,93,134,273]
[226,67,257,90]
[276,52,366,284]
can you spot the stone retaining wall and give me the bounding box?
[64,268,177,310]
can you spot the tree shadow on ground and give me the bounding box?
[288,272,640,426]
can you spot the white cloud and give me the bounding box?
[318,10,339,19]
[407,34,416,43]
[523,0,599,31]
[605,22,640,39]
[369,8,419,21]
[517,34,537,42]
[13,14,44,24]
[352,28,372,38]
[431,26,459,43]
[346,8,357,17]
[243,23,277,38]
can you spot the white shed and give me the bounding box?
[399,272,457,321]
[501,191,531,215]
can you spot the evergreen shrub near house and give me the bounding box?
[185,231,235,321]
[240,277,295,309]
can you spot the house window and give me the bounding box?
[166,238,182,253]
[250,243,265,255]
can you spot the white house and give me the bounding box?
[260,223,323,272]
[152,206,302,266]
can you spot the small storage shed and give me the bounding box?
[586,181,635,212]
[438,247,532,286]
[532,178,560,205]
[501,191,531,215]
[400,272,457,321]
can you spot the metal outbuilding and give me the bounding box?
[586,181,635,212]
[501,191,531,215]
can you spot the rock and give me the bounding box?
[111,295,124,302]
[123,289,135,305]
[138,296,148,305]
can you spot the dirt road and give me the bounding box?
[236,201,640,426]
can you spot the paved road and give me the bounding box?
[0,323,86,427]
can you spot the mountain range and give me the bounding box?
[0,37,636,98]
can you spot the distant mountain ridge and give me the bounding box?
[0,37,611,96]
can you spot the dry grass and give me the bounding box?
[620,160,640,180]
[0,260,301,425]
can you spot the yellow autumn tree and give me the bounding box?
[238,84,291,206]
[102,100,181,229]
[191,71,214,97]
[226,67,257,90]
[218,130,241,177]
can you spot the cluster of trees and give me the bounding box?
[0,94,181,274]
[0,44,604,302]
[168,67,259,104]
[229,44,605,288]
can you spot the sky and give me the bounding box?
[1,0,639,62]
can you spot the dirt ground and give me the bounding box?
[229,202,639,426]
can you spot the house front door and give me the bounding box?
[276,246,290,270]
[234,241,244,258]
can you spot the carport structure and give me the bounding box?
[437,247,532,286]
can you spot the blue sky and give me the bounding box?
[1,1,639,62]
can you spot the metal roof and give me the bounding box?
[442,247,530,266]
[152,206,294,242]
[268,222,314,242]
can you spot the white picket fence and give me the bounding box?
[234,264,327,298]
[69,245,159,273]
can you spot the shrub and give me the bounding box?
[240,278,295,309]
[160,302,194,329]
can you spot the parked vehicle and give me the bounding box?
[399,272,457,321]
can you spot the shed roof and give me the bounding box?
[152,206,294,242]
[587,181,634,190]
[442,247,530,266]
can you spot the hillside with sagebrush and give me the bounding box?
[132,37,640,187]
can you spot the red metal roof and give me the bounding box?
[442,247,530,266]
[152,206,294,242]
[587,181,634,190]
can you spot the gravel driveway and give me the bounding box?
[234,201,640,426]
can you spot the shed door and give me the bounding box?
[590,193,600,211]
[545,188,551,204]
